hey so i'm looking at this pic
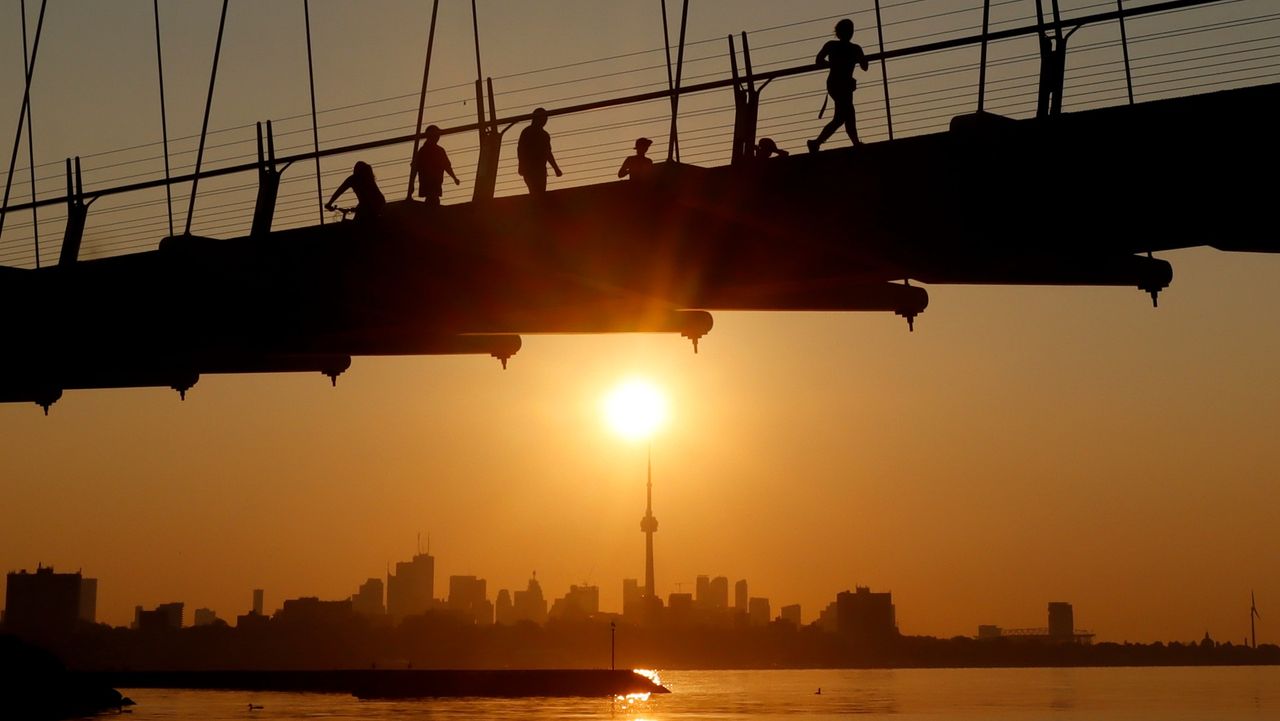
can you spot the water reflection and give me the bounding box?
[117,666,1280,720]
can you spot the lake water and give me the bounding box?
[112,667,1280,720]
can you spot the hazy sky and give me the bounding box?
[1,1,1277,644]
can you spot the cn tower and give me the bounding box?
[640,447,659,600]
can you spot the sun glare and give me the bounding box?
[603,379,668,441]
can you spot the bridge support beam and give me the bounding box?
[251,121,290,238]
[472,78,511,202]
[58,157,90,266]
[1035,0,1079,117]
[728,33,771,165]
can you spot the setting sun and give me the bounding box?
[603,379,668,441]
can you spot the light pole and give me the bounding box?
[610,620,616,670]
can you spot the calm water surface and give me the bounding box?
[112,667,1280,720]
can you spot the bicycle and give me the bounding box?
[326,205,358,222]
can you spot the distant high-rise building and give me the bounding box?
[4,566,90,639]
[709,576,729,610]
[494,589,514,625]
[387,552,435,620]
[351,578,385,616]
[695,575,711,609]
[193,608,219,627]
[1048,602,1074,640]
[817,600,839,632]
[781,604,802,626]
[748,597,771,627]
[622,578,643,619]
[977,624,1003,639]
[550,584,600,621]
[836,586,897,643]
[448,575,493,625]
[135,602,184,632]
[735,580,748,612]
[512,573,548,625]
[78,578,97,624]
[252,589,264,616]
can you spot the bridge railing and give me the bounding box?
[0,0,1276,269]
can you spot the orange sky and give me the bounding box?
[1,1,1278,643]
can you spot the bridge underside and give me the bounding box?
[1,82,1276,410]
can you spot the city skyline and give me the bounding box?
[2,0,1278,647]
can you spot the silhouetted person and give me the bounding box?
[618,137,654,179]
[807,18,869,153]
[326,161,385,221]
[756,137,789,159]
[411,125,460,207]
[517,107,562,195]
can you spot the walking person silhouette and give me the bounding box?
[325,161,385,221]
[807,19,869,153]
[410,125,460,207]
[517,108,563,195]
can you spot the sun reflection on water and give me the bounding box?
[614,668,663,704]
[633,668,662,687]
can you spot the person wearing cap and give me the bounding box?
[410,124,460,207]
[517,107,563,195]
[755,137,789,159]
[618,137,655,179]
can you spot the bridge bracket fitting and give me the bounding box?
[678,310,715,354]
[251,120,289,238]
[896,310,917,333]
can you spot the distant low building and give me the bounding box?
[977,624,1003,640]
[512,574,547,625]
[352,578,385,617]
[1048,602,1074,640]
[135,602,184,632]
[780,604,802,627]
[275,597,355,628]
[448,575,493,625]
[977,602,1094,644]
[193,608,220,627]
[4,566,94,639]
[836,586,897,643]
[78,577,98,624]
[748,597,771,627]
[667,592,694,625]
[550,584,599,621]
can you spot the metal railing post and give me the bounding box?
[1117,0,1135,104]
[875,0,894,138]
[977,0,991,113]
